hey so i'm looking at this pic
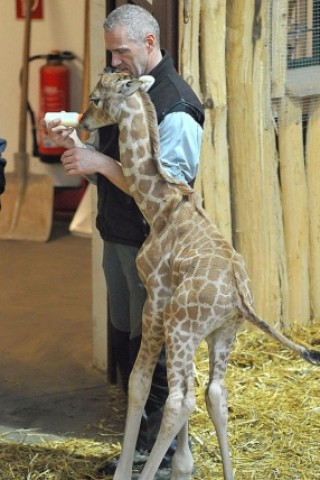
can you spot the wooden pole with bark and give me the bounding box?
[306,100,320,320]
[278,95,310,324]
[226,0,288,325]
[199,0,231,241]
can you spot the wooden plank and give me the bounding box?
[278,95,310,324]
[306,98,320,319]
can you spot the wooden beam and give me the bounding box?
[278,95,310,324]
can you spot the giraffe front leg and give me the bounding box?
[113,349,156,479]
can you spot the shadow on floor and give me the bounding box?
[0,220,126,443]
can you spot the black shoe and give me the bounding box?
[98,449,149,476]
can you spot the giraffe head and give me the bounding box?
[80,72,155,131]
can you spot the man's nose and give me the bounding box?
[111,53,122,67]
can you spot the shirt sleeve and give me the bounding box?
[158,112,203,185]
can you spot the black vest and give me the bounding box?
[96,50,204,247]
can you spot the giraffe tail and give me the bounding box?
[300,348,320,366]
[233,254,320,366]
[239,302,320,366]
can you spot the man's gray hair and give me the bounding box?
[103,4,160,46]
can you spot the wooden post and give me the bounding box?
[271,0,288,99]
[178,0,201,97]
[226,0,288,325]
[306,98,320,320]
[178,0,202,190]
[278,95,310,324]
[199,0,231,242]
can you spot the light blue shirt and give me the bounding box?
[159,112,203,185]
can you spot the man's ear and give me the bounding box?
[138,75,155,92]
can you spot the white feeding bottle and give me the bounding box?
[45,111,83,128]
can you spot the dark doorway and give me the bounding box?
[105,0,178,65]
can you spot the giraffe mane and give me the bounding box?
[139,90,193,196]
[140,90,160,159]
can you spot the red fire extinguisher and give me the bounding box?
[38,50,71,163]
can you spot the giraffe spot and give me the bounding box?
[121,110,131,119]
[139,178,152,192]
[169,378,180,388]
[127,97,141,110]
[188,306,198,321]
[200,306,211,318]
[177,349,185,359]
[142,161,157,176]
[151,181,166,198]
[219,352,227,362]
[214,305,228,316]
[119,126,129,144]
[122,148,133,164]
[137,145,146,158]
[131,114,147,140]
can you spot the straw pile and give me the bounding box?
[0,324,319,479]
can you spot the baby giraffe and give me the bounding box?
[81,72,320,480]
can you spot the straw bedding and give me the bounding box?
[0,324,319,479]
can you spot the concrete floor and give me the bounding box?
[0,220,126,444]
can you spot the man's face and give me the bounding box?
[104,26,151,77]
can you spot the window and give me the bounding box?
[287,0,320,68]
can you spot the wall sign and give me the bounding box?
[16,0,44,19]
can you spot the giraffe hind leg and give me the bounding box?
[171,421,194,480]
[205,321,242,480]
[138,389,196,480]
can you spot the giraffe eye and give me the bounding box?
[89,97,102,107]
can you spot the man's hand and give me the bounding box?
[39,118,79,150]
[61,147,131,195]
[61,147,102,176]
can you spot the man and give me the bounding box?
[45,5,204,479]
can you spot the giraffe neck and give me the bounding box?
[118,92,184,229]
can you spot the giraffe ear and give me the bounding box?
[120,75,155,96]
[120,78,143,96]
[138,75,155,92]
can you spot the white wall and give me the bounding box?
[0,0,108,370]
[0,0,87,185]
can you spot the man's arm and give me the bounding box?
[158,112,203,185]
[41,119,131,195]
